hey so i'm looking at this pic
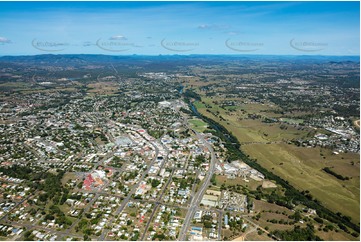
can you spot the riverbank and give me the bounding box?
[186,99,360,234]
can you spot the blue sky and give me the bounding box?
[0,1,359,55]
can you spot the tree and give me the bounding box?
[204,221,212,228]
[151,179,161,188]
[211,174,217,186]
[314,217,323,224]
[293,210,302,221]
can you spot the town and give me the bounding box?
[0,54,359,241]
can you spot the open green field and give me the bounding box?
[193,101,206,109]
[224,105,238,111]
[194,98,312,143]
[87,81,119,96]
[228,119,309,143]
[188,118,208,132]
[242,143,360,223]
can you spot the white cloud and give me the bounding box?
[198,24,210,29]
[197,24,230,31]
[0,37,11,44]
[109,35,127,40]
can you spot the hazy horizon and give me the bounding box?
[0,53,360,58]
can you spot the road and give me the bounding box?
[177,131,217,241]
[217,210,223,240]
[8,220,83,241]
[65,193,101,235]
[242,215,281,241]
[233,226,257,241]
[0,194,33,222]
[140,169,175,240]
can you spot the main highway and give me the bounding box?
[177,131,216,241]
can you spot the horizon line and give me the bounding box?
[0,53,360,58]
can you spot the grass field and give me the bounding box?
[224,106,238,111]
[194,98,312,143]
[188,118,208,132]
[87,82,119,95]
[280,118,304,124]
[193,101,206,109]
[243,231,273,241]
[0,81,79,94]
[62,172,81,186]
[193,91,360,225]
[242,143,360,223]
[316,228,357,241]
[228,119,308,143]
[250,200,302,234]
[253,200,291,214]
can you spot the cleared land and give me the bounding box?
[243,232,273,241]
[354,120,360,128]
[215,175,263,191]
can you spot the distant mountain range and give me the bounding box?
[0,54,358,73]
[0,54,359,63]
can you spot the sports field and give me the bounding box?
[188,118,208,132]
